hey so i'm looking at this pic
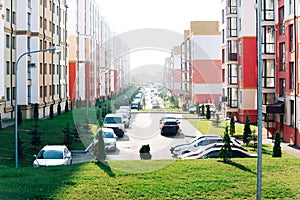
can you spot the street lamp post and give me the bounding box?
[15,46,61,168]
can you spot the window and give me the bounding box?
[12,87,16,100]
[53,64,55,74]
[44,86,47,97]
[44,64,47,74]
[290,62,294,89]
[12,12,16,24]
[40,86,43,98]
[222,10,224,24]
[222,69,225,82]
[27,37,31,52]
[28,0,31,8]
[44,41,47,49]
[238,18,241,31]
[289,24,294,52]
[227,40,238,61]
[6,61,10,74]
[27,61,32,80]
[279,7,285,35]
[6,88,10,101]
[227,88,238,108]
[239,42,242,55]
[49,21,52,32]
[222,29,225,44]
[49,64,52,74]
[44,19,47,30]
[262,26,275,54]
[12,36,16,49]
[44,0,47,7]
[6,35,10,48]
[40,39,43,49]
[6,9,10,22]
[262,0,275,20]
[227,0,237,14]
[239,90,242,104]
[239,66,242,80]
[228,64,238,84]
[40,63,43,74]
[12,62,16,74]
[50,0,52,10]
[52,23,55,34]
[279,78,286,97]
[28,85,31,104]
[290,100,294,126]
[279,43,286,71]
[227,17,237,37]
[262,60,275,88]
[28,13,31,31]
[40,16,43,28]
[49,85,52,96]
[289,0,293,15]
[222,49,225,63]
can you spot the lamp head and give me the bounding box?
[47,46,62,52]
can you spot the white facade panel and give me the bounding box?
[79,63,86,100]
[30,38,41,104]
[16,0,27,30]
[30,1,39,32]
[238,0,256,37]
[193,84,222,95]
[192,35,221,60]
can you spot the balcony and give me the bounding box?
[227,53,237,61]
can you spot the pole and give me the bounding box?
[256,0,263,199]
[15,47,60,168]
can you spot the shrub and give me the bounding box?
[139,144,152,160]
[272,131,282,157]
[218,126,232,163]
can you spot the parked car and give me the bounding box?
[103,113,125,137]
[119,106,131,118]
[116,111,130,128]
[170,134,220,154]
[171,135,222,157]
[160,119,180,136]
[186,146,256,159]
[101,128,117,152]
[178,141,248,159]
[33,145,72,167]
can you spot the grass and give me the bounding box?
[186,114,258,136]
[0,110,90,167]
[0,155,299,199]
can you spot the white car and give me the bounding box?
[171,135,222,157]
[102,128,117,152]
[33,145,72,167]
[103,113,125,137]
[179,140,248,159]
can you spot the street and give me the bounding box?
[73,112,202,163]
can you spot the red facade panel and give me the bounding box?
[192,60,222,84]
[238,37,257,88]
[69,62,77,101]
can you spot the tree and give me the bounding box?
[214,113,220,127]
[272,131,282,157]
[62,123,73,150]
[201,104,205,116]
[30,104,42,150]
[229,113,235,136]
[206,105,211,120]
[17,106,23,126]
[243,114,251,145]
[93,129,106,161]
[49,104,54,119]
[218,125,232,162]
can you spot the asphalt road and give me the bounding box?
[72,112,202,163]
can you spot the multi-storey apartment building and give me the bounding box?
[221,0,260,123]
[222,0,299,146]
[164,46,181,96]
[0,0,5,122]
[181,21,222,109]
[68,0,130,106]
[0,0,68,120]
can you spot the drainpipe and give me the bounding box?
[65,4,68,107]
[42,0,46,118]
[294,0,297,146]
[51,0,55,106]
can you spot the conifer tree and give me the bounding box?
[230,113,235,136]
[272,131,282,157]
[243,114,251,145]
[206,105,211,120]
[219,125,232,162]
[93,129,106,161]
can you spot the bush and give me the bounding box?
[272,131,282,157]
[93,129,106,161]
[139,144,152,160]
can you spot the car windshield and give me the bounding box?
[105,117,122,123]
[37,150,63,159]
[103,131,114,138]
[165,121,177,125]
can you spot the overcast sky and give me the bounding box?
[97,0,221,69]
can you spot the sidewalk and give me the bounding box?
[263,128,300,158]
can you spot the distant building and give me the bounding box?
[181,21,222,108]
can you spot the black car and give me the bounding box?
[161,119,180,136]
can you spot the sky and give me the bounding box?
[97,0,221,70]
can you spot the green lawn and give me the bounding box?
[0,155,299,200]
[186,115,258,136]
[0,110,89,167]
